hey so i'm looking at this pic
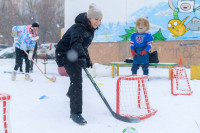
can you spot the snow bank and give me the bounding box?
[89,63,116,77]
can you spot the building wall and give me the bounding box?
[65,0,200,67]
[65,0,200,42]
[89,40,200,67]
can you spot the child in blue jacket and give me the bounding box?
[130,18,153,75]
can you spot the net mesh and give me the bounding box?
[171,67,192,96]
[116,75,157,120]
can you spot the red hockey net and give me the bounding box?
[116,75,157,120]
[0,93,11,133]
[171,67,192,96]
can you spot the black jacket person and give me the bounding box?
[55,3,103,125]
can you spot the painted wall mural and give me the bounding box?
[168,0,200,37]
[92,0,200,42]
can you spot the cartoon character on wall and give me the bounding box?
[168,0,200,36]
[168,16,190,37]
[177,0,195,13]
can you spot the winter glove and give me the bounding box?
[78,57,87,68]
[31,36,39,41]
[140,50,147,55]
[28,51,33,60]
[29,34,32,37]
[131,50,137,57]
[86,59,93,68]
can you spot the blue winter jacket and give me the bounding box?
[130,32,153,64]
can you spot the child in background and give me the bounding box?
[130,17,153,76]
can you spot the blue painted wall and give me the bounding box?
[93,0,200,42]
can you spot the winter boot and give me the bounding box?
[20,68,23,72]
[25,74,33,82]
[11,71,16,81]
[70,113,87,125]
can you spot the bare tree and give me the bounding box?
[0,0,64,45]
[36,0,64,44]
[0,0,25,45]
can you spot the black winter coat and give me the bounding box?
[55,13,95,67]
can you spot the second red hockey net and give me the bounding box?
[171,67,193,96]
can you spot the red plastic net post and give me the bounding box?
[171,67,193,96]
[0,93,11,133]
[116,75,157,120]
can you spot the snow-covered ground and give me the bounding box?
[0,59,200,133]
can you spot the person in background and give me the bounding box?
[55,3,102,125]
[29,42,38,72]
[130,17,153,76]
[11,22,39,81]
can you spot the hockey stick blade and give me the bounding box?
[111,111,140,123]
[18,43,56,82]
[84,68,140,123]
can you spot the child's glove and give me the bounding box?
[140,50,147,55]
[29,34,32,37]
[28,51,33,60]
[31,36,39,40]
[131,50,137,57]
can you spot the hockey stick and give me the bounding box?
[18,43,56,82]
[3,71,24,74]
[83,68,140,123]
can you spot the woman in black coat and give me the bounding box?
[55,3,102,125]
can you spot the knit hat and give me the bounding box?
[32,22,39,27]
[87,3,103,19]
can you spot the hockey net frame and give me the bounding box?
[116,75,157,120]
[171,66,193,96]
[0,93,11,133]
